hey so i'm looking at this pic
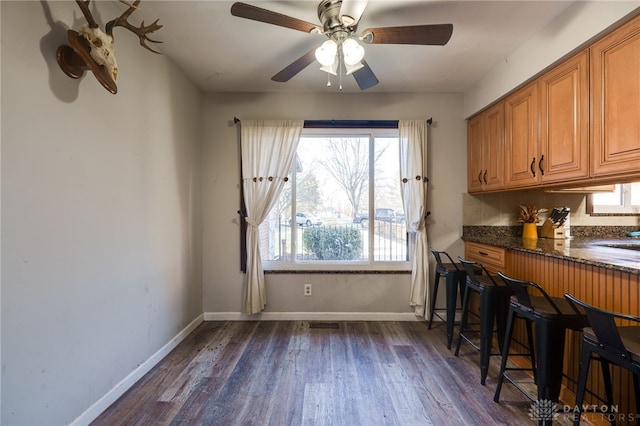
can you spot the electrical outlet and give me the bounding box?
[304,284,312,296]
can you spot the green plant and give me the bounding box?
[302,226,362,260]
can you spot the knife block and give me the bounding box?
[540,218,566,239]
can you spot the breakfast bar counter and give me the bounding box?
[461,226,639,414]
[462,226,640,274]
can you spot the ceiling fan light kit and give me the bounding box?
[230,0,453,91]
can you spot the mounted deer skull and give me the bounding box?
[57,0,162,94]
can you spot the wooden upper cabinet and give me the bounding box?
[467,103,504,192]
[504,81,539,188]
[591,13,640,178]
[466,12,640,192]
[539,50,590,183]
[484,103,505,190]
[467,114,485,192]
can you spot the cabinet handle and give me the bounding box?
[478,251,489,256]
[538,155,545,176]
[483,170,488,184]
[478,171,483,184]
[530,157,536,177]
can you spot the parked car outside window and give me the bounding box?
[291,212,323,227]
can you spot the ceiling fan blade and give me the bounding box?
[231,2,321,34]
[352,60,379,91]
[271,49,317,82]
[339,0,368,26]
[361,24,453,45]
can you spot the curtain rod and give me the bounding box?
[233,117,432,128]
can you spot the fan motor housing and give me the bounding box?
[318,0,355,33]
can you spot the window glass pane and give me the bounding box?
[295,136,369,262]
[259,131,412,267]
[374,137,407,261]
[593,185,622,206]
[631,182,640,206]
[590,182,640,214]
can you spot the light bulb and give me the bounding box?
[342,38,364,66]
[315,39,338,67]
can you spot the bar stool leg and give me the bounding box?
[526,320,537,383]
[572,344,592,426]
[454,282,472,357]
[598,359,615,426]
[535,319,566,402]
[479,289,496,385]
[428,271,441,330]
[634,373,640,420]
[494,307,516,402]
[445,274,460,349]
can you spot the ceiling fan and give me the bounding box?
[230,0,453,90]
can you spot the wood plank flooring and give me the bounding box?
[91,321,571,425]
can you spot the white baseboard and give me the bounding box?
[203,311,425,322]
[70,314,204,426]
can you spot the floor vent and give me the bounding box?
[309,322,340,329]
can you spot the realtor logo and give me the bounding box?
[529,399,559,423]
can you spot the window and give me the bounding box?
[588,182,640,215]
[259,130,410,270]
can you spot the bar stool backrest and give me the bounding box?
[497,272,563,314]
[458,257,499,286]
[430,248,460,271]
[564,293,640,361]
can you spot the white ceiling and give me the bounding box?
[137,1,576,94]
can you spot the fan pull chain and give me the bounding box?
[339,52,343,91]
[327,73,331,87]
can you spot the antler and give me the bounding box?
[105,0,163,54]
[75,0,99,29]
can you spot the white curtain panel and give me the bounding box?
[241,120,303,314]
[398,120,430,318]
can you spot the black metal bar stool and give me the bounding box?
[493,272,585,405]
[565,293,640,426]
[428,248,469,349]
[455,257,515,385]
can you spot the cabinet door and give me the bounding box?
[591,14,640,177]
[484,103,505,190]
[467,104,504,193]
[539,50,589,183]
[467,114,485,193]
[505,81,539,188]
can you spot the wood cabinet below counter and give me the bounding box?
[464,242,507,274]
[464,240,639,417]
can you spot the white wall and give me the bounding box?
[202,92,467,316]
[464,1,640,117]
[1,2,203,425]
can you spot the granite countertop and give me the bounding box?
[462,226,640,274]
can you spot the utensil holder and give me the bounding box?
[540,218,566,239]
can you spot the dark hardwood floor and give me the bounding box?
[91,320,571,425]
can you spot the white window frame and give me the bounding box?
[588,182,640,215]
[263,128,412,272]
